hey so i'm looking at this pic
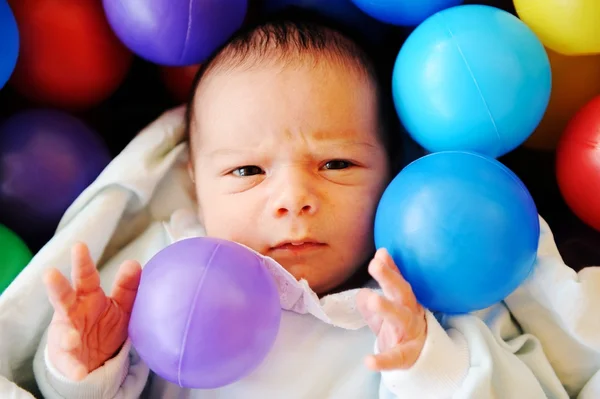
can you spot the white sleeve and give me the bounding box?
[376,311,469,399]
[33,332,149,399]
[378,306,570,399]
[378,217,600,399]
[504,217,600,397]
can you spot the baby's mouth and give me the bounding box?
[275,242,324,250]
[271,239,326,253]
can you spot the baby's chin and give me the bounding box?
[276,259,351,296]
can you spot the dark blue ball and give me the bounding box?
[0,0,19,89]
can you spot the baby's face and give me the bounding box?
[189,60,389,294]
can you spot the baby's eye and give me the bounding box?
[232,166,264,177]
[323,160,352,170]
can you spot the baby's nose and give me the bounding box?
[270,170,319,217]
[275,202,315,218]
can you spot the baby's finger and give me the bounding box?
[365,338,424,371]
[356,288,384,335]
[111,260,142,314]
[367,294,415,339]
[71,242,101,294]
[375,248,398,272]
[44,268,76,317]
[369,250,418,310]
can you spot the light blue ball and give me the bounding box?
[374,151,539,314]
[0,0,19,89]
[392,5,551,158]
[350,0,463,26]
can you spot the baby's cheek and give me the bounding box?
[201,206,261,249]
[198,197,233,236]
[345,219,375,258]
[341,195,378,252]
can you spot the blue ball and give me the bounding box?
[374,151,539,314]
[0,0,19,89]
[350,0,463,26]
[392,5,551,158]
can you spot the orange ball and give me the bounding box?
[161,64,201,104]
[8,0,133,110]
[524,48,600,150]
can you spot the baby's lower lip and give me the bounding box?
[273,243,326,252]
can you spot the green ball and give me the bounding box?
[0,224,33,293]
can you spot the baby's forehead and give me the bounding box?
[197,50,374,96]
[186,18,386,155]
[190,87,381,168]
[195,61,376,123]
[192,19,377,98]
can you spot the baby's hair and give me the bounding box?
[184,7,403,176]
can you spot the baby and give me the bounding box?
[34,10,600,399]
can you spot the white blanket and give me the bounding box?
[0,106,195,397]
[1,106,599,398]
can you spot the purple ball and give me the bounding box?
[0,109,110,244]
[102,0,248,66]
[129,237,282,389]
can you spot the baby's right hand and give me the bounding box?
[43,242,142,381]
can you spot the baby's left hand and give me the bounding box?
[357,248,427,371]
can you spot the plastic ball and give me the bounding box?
[392,5,551,158]
[0,109,111,245]
[103,0,248,66]
[514,0,600,56]
[0,0,19,90]
[0,224,32,294]
[374,151,539,314]
[7,0,132,110]
[556,96,600,232]
[129,237,282,389]
[350,0,463,26]
[161,64,201,103]
[525,50,600,150]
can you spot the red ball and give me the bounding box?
[556,95,600,231]
[160,64,201,104]
[7,0,133,110]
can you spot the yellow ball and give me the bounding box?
[524,49,600,150]
[514,0,600,56]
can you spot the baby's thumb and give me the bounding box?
[47,321,87,381]
[50,349,88,381]
[48,318,81,350]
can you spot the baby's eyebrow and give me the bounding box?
[207,148,250,158]
[309,141,381,153]
[332,141,378,149]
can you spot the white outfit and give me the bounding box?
[0,107,598,399]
